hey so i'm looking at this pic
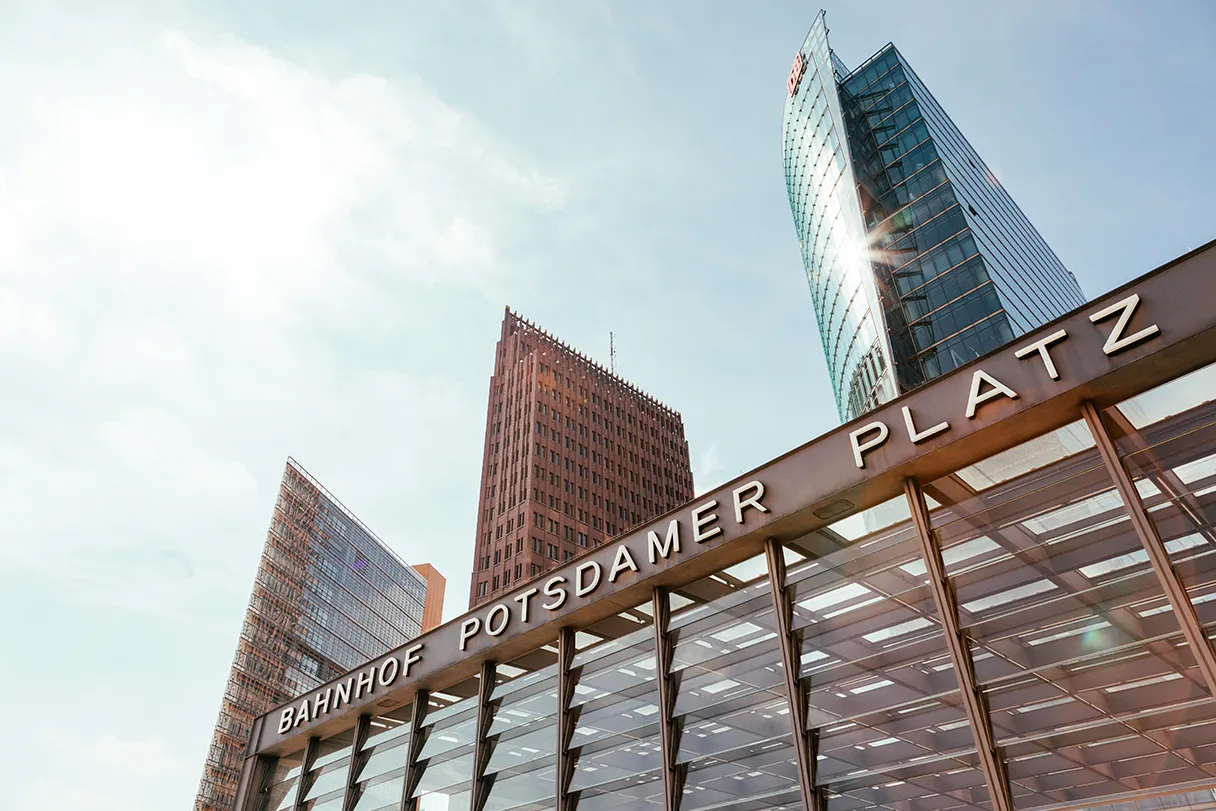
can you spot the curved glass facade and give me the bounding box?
[783,12,1086,422]
[783,12,897,422]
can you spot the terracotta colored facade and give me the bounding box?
[409,563,446,631]
[468,307,694,608]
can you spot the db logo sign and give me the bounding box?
[787,52,806,96]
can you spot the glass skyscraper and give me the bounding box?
[783,11,1086,422]
[194,458,443,811]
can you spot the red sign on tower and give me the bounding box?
[787,52,806,96]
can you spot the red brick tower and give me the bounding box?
[468,308,695,607]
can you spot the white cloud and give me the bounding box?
[2,23,564,326]
[0,16,563,612]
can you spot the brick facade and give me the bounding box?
[468,308,694,608]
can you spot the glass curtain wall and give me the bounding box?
[783,11,897,421]
[785,497,990,811]
[839,47,1016,393]
[351,703,415,811]
[668,554,804,811]
[299,728,358,811]
[567,603,664,811]
[412,677,481,811]
[482,650,559,811]
[1102,361,1216,649]
[258,749,305,811]
[925,423,1216,809]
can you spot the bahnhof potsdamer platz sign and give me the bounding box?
[233,240,1216,811]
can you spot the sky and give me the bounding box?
[2,1,1214,807]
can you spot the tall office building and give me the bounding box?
[783,10,1086,422]
[194,458,445,811]
[468,307,694,608]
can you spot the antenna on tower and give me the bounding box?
[610,332,616,375]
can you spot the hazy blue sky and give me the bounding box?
[2,1,1214,807]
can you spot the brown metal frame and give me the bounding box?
[292,736,322,811]
[401,689,429,811]
[651,587,683,811]
[232,753,271,811]
[471,660,497,811]
[905,478,1015,811]
[1081,399,1216,695]
[555,627,576,811]
[924,471,1207,694]
[1105,408,1215,531]
[764,538,824,811]
[920,468,1213,802]
[330,714,367,811]
[337,715,371,811]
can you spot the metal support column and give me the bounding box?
[471,661,498,811]
[339,715,371,811]
[401,689,430,811]
[233,754,273,811]
[292,736,322,811]
[555,627,577,811]
[905,478,1014,811]
[764,538,823,811]
[1081,400,1216,694]
[652,587,683,811]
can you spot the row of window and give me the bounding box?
[475,325,695,602]
[899,65,1084,323]
[272,498,426,632]
[531,357,682,436]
